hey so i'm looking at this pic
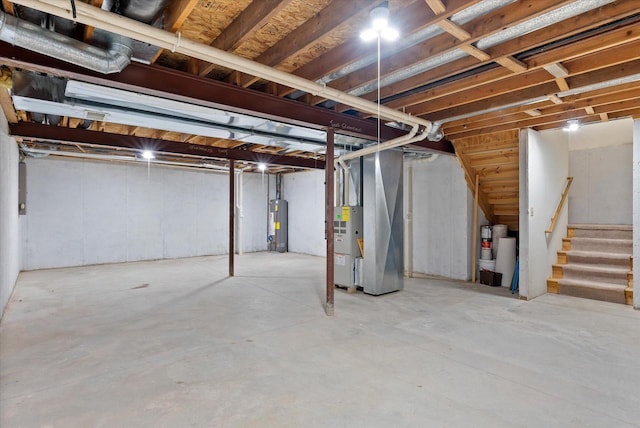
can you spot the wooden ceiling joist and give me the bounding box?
[237,0,382,88]
[197,0,294,77]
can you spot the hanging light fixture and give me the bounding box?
[360,2,399,42]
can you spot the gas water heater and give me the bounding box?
[268,199,288,252]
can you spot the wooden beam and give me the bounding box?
[2,0,15,15]
[239,0,383,87]
[198,0,294,76]
[459,44,490,61]
[600,112,609,121]
[150,0,200,63]
[402,33,640,117]
[328,0,571,94]
[425,0,446,14]
[444,85,640,136]
[525,109,542,117]
[164,0,200,32]
[438,19,471,41]
[543,62,569,78]
[0,87,18,123]
[555,78,570,92]
[286,0,480,91]
[83,0,103,41]
[585,106,595,115]
[547,94,564,104]
[371,0,640,107]
[495,56,528,73]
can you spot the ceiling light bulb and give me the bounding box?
[370,5,390,30]
[381,27,399,41]
[142,150,155,159]
[562,121,580,132]
[360,28,377,42]
[258,163,267,171]
[372,16,388,31]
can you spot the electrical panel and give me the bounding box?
[334,206,363,288]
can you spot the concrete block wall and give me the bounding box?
[283,169,326,257]
[407,155,478,281]
[21,157,269,270]
[0,112,20,317]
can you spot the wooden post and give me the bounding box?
[471,174,480,283]
[229,159,235,277]
[325,129,335,316]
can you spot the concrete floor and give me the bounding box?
[1,252,639,427]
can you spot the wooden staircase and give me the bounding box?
[547,224,633,305]
[452,130,519,231]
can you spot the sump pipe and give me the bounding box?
[11,0,432,144]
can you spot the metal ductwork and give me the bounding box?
[113,0,170,24]
[0,10,131,74]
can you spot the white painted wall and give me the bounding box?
[567,119,633,225]
[240,172,271,253]
[567,118,633,151]
[633,120,639,309]
[283,169,325,257]
[407,154,480,280]
[0,111,20,317]
[519,129,569,300]
[21,157,269,270]
[569,144,632,225]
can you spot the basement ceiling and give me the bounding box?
[1,0,639,171]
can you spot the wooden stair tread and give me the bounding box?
[568,224,632,231]
[557,278,627,291]
[553,263,629,275]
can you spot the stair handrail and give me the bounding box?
[545,176,574,234]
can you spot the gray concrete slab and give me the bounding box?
[1,252,639,427]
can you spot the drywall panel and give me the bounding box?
[0,112,20,317]
[633,120,639,309]
[283,169,325,257]
[409,155,472,280]
[520,129,569,299]
[568,144,632,225]
[21,157,268,270]
[567,118,633,151]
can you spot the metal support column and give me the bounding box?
[325,129,335,316]
[229,159,235,277]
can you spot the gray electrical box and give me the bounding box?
[334,206,363,288]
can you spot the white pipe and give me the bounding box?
[21,146,135,162]
[12,0,432,136]
[20,145,235,172]
[337,123,424,163]
[338,158,349,206]
[404,161,413,277]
